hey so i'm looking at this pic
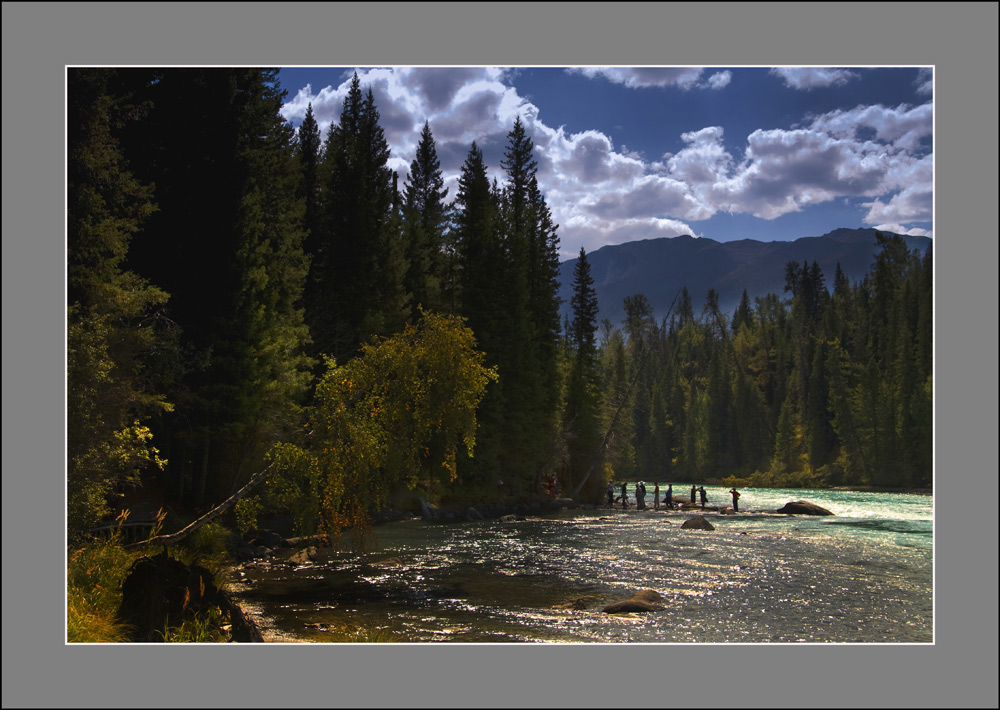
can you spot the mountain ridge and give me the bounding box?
[557,227,931,327]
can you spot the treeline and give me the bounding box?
[67,68,564,532]
[584,233,933,491]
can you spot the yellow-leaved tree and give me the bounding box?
[251,310,497,550]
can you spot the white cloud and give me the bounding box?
[568,67,705,90]
[872,223,933,238]
[809,103,933,151]
[705,71,732,89]
[915,67,933,96]
[863,185,933,224]
[770,67,859,89]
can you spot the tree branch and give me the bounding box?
[124,462,275,552]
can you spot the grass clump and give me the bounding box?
[67,534,138,643]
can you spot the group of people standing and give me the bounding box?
[606,482,742,512]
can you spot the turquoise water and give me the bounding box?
[229,487,933,643]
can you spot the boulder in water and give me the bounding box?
[287,546,317,565]
[681,515,715,530]
[603,588,665,614]
[776,500,834,516]
[419,497,439,521]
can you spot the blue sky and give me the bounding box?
[277,66,933,259]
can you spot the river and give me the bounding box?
[228,486,933,643]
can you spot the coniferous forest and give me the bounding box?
[68,67,933,542]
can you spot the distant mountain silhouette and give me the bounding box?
[558,227,931,327]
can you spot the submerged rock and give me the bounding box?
[776,500,834,516]
[555,597,590,611]
[603,588,665,614]
[681,515,715,530]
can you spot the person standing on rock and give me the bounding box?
[699,486,708,509]
[621,481,629,509]
[654,483,660,510]
[607,481,615,507]
[666,483,674,509]
[729,487,741,512]
[691,484,697,507]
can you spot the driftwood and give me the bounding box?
[124,462,274,552]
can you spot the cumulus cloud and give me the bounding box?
[705,70,732,89]
[863,186,933,225]
[809,102,932,151]
[770,67,859,89]
[872,223,933,238]
[915,67,933,96]
[568,67,706,90]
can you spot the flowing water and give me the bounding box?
[228,486,933,643]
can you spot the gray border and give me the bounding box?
[3,2,997,708]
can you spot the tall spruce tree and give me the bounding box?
[402,121,450,319]
[499,118,562,490]
[563,248,603,497]
[311,74,406,359]
[294,103,324,262]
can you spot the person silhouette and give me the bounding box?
[729,487,741,512]
[621,481,629,509]
[698,486,708,509]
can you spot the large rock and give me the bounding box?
[603,588,665,614]
[419,497,439,521]
[776,500,834,516]
[118,551,264,642]
[250,529,288,548]
[287,546,317,565]
[681,515,715,530]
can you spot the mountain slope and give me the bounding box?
[557,227,931,327]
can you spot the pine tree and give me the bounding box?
[402,121,450,319]
[294,103,324,262]
[563,248,603,497]
[311,74,405,359]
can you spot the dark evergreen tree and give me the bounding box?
[563,248,603,497]
[402,121,450,319]
[293,103,324,263]
[310,74,406,359]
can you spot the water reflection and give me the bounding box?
[230,490,933,643]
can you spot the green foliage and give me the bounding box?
[234,496,264,538]
[160,608,229,643]
[264,311,497,549]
